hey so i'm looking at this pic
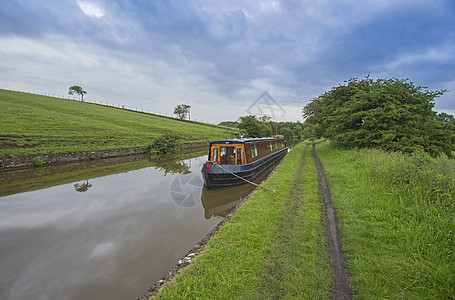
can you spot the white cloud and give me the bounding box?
[76,0,105,18]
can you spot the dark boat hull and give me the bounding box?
[201,147,288,189]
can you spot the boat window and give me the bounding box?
[251,144,258,158]
[212,148,218,163]
[269,141,273,151]
[220,146,235,164]
[236,148,243,165]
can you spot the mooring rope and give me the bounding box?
[212,163,276,193]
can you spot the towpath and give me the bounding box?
[312,141,352,299]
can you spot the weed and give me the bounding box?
[31,157,45,167]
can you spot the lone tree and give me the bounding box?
[303,77,454,157]
[174,104,191,120]
[68,85,87,102]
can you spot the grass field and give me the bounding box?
[0,89,237,158]
[152,140,454,299]
[317,141,454,299]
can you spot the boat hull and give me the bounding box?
[201,147,288,189]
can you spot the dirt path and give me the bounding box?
[312,141,352,300]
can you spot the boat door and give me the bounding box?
[235,146,245,165]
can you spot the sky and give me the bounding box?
[0,0,454,124]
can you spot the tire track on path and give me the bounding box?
[312,141,352,300]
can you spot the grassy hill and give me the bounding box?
[0,89,238,158]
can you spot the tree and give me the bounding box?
[293,124,304,141]
[436,112,455,124]
[237,115,273,138]
[278,127,295,142]
[68,85,87,102]
[174,104,191,120]
[303,77,453,157]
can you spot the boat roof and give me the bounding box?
[210,137,284,144]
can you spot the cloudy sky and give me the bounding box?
[0,0,454,123]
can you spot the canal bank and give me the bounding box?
[147,140,334,299]
[0,142,207,171]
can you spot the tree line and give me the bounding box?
[219,116,312,143]
[302,76,455,158]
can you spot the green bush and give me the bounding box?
[150,131,182,155]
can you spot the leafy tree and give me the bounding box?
[293,124,304,141]
[278,127,295,142]
[258,115,272,122]
[174,104,191,120]
[237,115,273,138]
[68,85,87,102]
[437,112,455,124]
[303,77,453,157]
[302,123,317,139]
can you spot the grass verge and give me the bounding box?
[316,140,454,299]
[0,89,237,158]
[154,141,333,299]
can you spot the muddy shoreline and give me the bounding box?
[0,142,207,171]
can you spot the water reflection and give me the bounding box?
[0,152,281,300]
[0,151,203,198]
[74,180,92,192]
[200,158,281,219]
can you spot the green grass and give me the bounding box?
[155,141,333,299]
[0,89,238,158]
[316,141,454,299]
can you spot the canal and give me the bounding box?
[0,152,271,300]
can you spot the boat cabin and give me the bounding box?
[208,137,286,166]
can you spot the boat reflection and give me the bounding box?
[201,157,283,219]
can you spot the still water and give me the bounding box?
[0,153,266,300]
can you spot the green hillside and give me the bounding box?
[0,89,238,158]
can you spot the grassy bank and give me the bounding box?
[0,89,237,158]
[155,141,333,299]
[316,141,454,299]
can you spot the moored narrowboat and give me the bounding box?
[201,137,288,188]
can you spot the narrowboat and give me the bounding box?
[201,137,287,188]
